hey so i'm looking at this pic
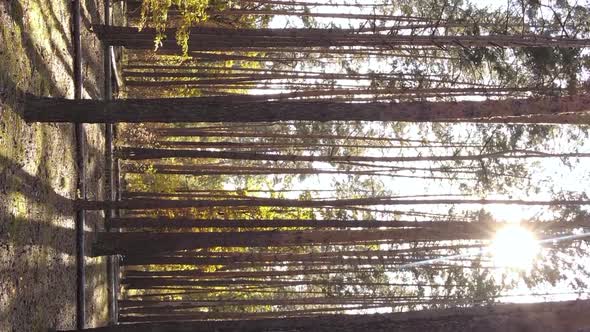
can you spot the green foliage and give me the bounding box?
[138,0,268,55]
[120,0,590,317]
[139,0,210,55]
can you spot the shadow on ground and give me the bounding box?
[0,0,110,330]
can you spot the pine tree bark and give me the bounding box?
[108,217,461,229]
[78,196,590,211]
[91,228,486,256]
[152,129,425,143]
[94,25,590,50]
[58,299,590,332]
[24,95,590,124]
[116,147,590,163]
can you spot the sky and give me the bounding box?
[229,0,590,305]
[247,0,590,223]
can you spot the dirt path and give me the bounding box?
[0,0,110,330]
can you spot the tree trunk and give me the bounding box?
[91,228,486,256]
[108,217,463,229]
[94,25,590,50]
[58,299,590,332]
[121,277,443,289]
[116,147,590,162]
[78,197,590,211]
[108,216,586,230]
[152,129,427,143]
[24,95,590,124]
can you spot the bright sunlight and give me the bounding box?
[491,225,541,270]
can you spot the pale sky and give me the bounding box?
[228,0,590,305]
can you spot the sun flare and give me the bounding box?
[491,225,540,270]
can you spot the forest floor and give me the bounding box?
[0,0,110,330]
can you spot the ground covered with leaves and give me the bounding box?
[0,0,109,330]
